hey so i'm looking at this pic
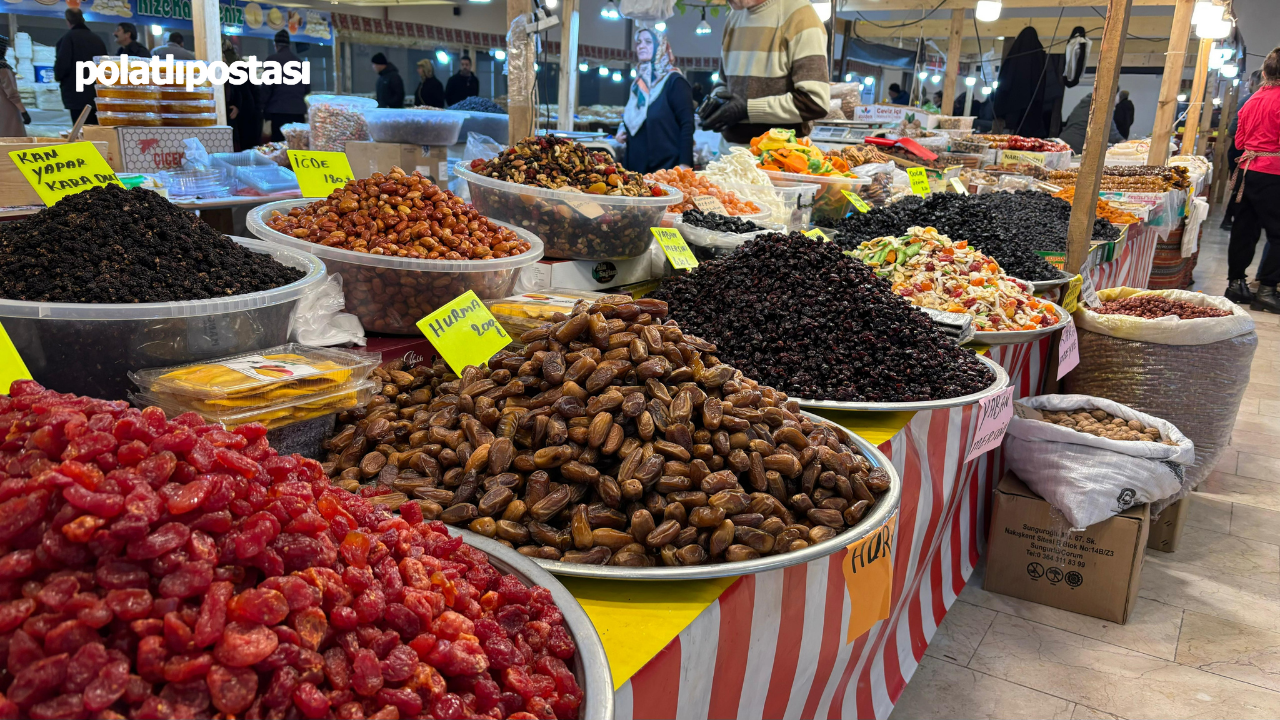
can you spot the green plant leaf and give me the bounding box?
[677,3,688,14]
[709,6,719,16]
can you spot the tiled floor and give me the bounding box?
[889,211,1280,719]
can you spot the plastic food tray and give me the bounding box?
[237,165,299,194]
[95,96,159,113]
[792,353,1010,412]
[960,299,1071,346]
[364,107,465,146]
[160,98,216,113]
[162,113,217,127]
[159,86,216,101]
[247,199,544,335]
[98,111,161,127]
[762,169,864,227]
[132,342,380,399]
[160,168,234,199]
[456,411,900,581]
[96,84,160,100]
[0,236,326,400]
[213,150,279,170]
[132,378,379,430]
[454,109,510,145]
[456,162,682,261]
[711,178,819,231]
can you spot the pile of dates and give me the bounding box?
[0,381,584,719]
[323,297,891,567]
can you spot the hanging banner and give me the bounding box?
[1,0,331,45]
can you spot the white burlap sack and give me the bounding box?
[1004,394,1195,530]
[1074,288,1254,345]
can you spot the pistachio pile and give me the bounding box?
[469,136,660,197]
[322,295,890,567]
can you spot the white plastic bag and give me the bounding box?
[290,274,366,347]
[1074,288,1254,345]
[1004,394,1195,530]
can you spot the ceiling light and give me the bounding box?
[1209,46,1233,69]
[151,24,163,36]
[654,21,666,32]
[965,76,976,86]
[864,76,874,85]
[630,68,637,78]
[1177,93,1187,101]
[1191,1,1222,25]
[710,71,720,83]
[611,71,622,82]
[534,63,540,71]
[1234,78,1240,86]
[981,86,991,94]
[931,74,941,84]
[601,0,619,19]
[493,48,506,61]
[975,0,1001,22]
[1213,97,1222,105]
[436,49,449,64]
[918,71,928,81]
[992,80,999,89]
[844,73,852,82]
[812,0,831,22]
[544,0,557,8]
[1196,15,1231,39]
[579,61,589,72]
[996,35,1004,40]
[599,65,610,76]
[696,8,712,34]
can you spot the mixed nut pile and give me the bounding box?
[469,136,659,198]
[1037,408,1175,444]
[1092,295,1233,320]
[322,297,890,567]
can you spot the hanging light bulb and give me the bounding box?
[436,49,450,64]
[654,21,666,32]
[612,71,623,82]
[601,0,620,19]
[1209,45,1233,69]
[151,24,163,36]
[696,8,712,35]
[1221,62,1239,78]
[534,62,540,71]
[918,70,928,81]
[931,74,941,84]
[493,48,507,61]
[1234,78,1240,86]
[965,76,976,87]
[1196,14,1231,39]
[864,76,874,85]
[844,73,852,82]
[1177,93,1188,102]
[974,0,1001,22]
[630,68,637,78]
[1191,1,1222,26]
[599,65,610,76]
[544,0,557,9]
[1213,97,1222,105]
[812,0,831,22]
[579,61,588,72]
[981,86,992,94]
[992,80,999,89]
[710,71,720,83]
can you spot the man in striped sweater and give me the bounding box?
[699,0,831,146]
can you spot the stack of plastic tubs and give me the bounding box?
[157,72,216,127]
[213,150,299,195]
[96,84,161,127]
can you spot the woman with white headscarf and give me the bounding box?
[617,25,694,172]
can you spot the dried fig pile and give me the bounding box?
[322,296,891,568]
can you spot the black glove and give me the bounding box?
[698,86,727,124]
[21,111,30,125]
[702,94,747,133]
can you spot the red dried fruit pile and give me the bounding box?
[0,380,583,720]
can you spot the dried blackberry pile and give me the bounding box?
[649,233,995,402]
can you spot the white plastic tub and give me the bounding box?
[763,169,867,227]
[0,236,325,400]
[364,108,465,146]
[247,199,544,335]
[455,109,509,145]
[713,178,818,230]
[456,162,682,261]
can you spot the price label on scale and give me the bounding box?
[907,167,931,196]
[841,189,871,213]
[289,150,355,197]
[416,291,512,376]
[843,513,897,643]
[1058,320,1080,380]
[965,386,1015,462]
[9,142,122,206]
[651,228,699,270]
[804,228,832,242]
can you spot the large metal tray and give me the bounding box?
[458,413,900,581]
[442,527,615,719]
[961,299,1070,347]
[1027,272,1075,294]
[792,353,1009,412]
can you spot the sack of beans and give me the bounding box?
[1065,288,1256,497]
[1004,394,1195,529]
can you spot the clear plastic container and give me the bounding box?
[364,108,465,146]
[762,169,867,227]
[247,199,544,335]
[132,343,379,400]
[162,113,217,127]
[159,85,216,101]
[212,149,278,170]
[307,95,377,152]
[672,218,772,250]
[95,96,160,113]
[160,168,234,199]
[455,163,682,262]
[160,98,216,114]
[0,236,327,400]
[455,110,509,145]
[98,111,162,127]
[237,165,298,194]
[715,178,818,230]
[132,378,378,430]
[485,291,605,338]
[95,84,161,100]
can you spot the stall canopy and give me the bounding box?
[5,0,333,45]
[844,37,920,69]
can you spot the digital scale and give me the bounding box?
[808,120,887,152]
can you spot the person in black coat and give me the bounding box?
[993,27,1050,137]
[223,40,263,150]
[444,56,480,107]
[372,53,405,109]
[1114,89,1136,139]
[415,59,445,107]
[618,27,694,173]
[54,9,107,125]
[262,31,309,141]
[112,23,149,58]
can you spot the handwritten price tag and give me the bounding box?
[951,177,969,195]
[416,290,512,376]
[841,189,870,213]
[651,227,698,270]
[1061,275,1082,313]
[1057,319,1080,380]
[1080,273,1101,307]
[1000,149,1047,167]
[907,167,931,196]
[692,195,727,215]
[0,321,32,393]
[289,150,355,197]
[804,228,832,242]
[843,513,896,643]
[965,386,1015,462]
[9,142,121,206]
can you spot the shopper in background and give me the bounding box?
[993,27,1050,137]
[157,32,196,61]
[262,30,309,141]
[113,23,149,58]
[1059,92,1123,154]
[1113,89,1135,139]
[1223,70,1264,230]
[0,35,28,137]
[617,26,694,173]
[1225,48,1280,311]
[223,40,262,150]
[700,0,829,149]
[53,9,106,125]
[415,59,445,108]
[445,55,480,107]
[888,83,909,105]
[372,53,405,108]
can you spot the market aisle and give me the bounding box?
[889,211,1280,720]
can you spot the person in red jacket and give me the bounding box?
[1226,47,1280,312]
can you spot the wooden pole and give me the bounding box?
[1180,37,1212,154]
[1147,0,1193,165]
[1065,0,1133,274]
[556,0,580,132]
[1194,74,1215,155]
[941,9,964,117]
[343,42,352,96]
[333,40,342,95]
[1211,79,1238,203]
[190,0,227,126]
[508,0,533,141]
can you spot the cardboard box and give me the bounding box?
[363,335,439,370]
[522,257,653,292]
[1146,496,1188,553]
[81,125,233,173]
[0,138,113,206]
[345,142,450,184]
[984,472,1148,624]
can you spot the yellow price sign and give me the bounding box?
[8,142,121,206]
[416,290,512,376]
[1061,275,1083,314]
[0,321,32,394]
[841,189,870,213]
[907,167,931,196]
[804,228,831,242]
[951,177,969,195]
[651,227,698,271]
[843,514,896,643]
[288,150,355,198]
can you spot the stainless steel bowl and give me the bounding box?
[961,299,1071,346]
[1028,272,1075,294]
[443,527,615,719]
[458,413,900,581]
[792,353,1009,412]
